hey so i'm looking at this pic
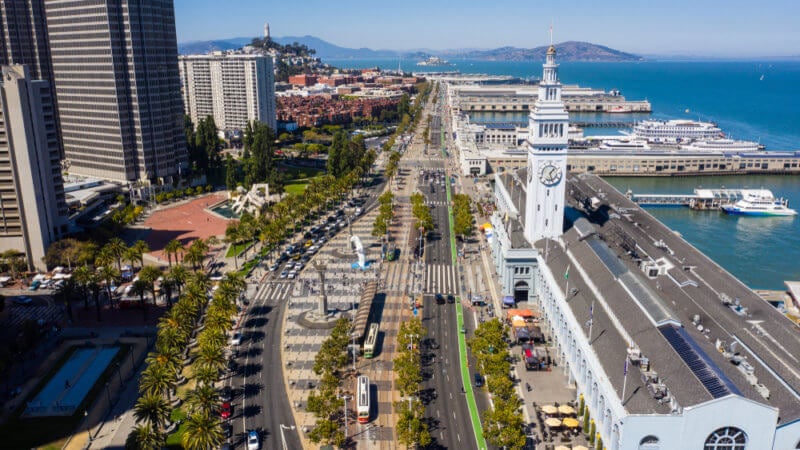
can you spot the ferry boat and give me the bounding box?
[680,138,762,153]
[720,190,797,216]
[597,139,651,152]
[632,119,724,143]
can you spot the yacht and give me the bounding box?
[417,56,452,67]
[632,119,724,143]
[597,139,651,152]
[721,190,797,216]
[680,139,762,153]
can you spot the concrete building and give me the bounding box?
[488,44,800,449]
[179,52,276,132]
[44,0,187,183]
[0,65,67,271]
[0,0,53,82]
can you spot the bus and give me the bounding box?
[357,375,370,423]
[363,323,379,358]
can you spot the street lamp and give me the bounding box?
[338,394,352,441]
[279,424,295,450]
[84,410,92,442]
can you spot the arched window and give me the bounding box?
[638,435,660,450]
[704,427,747,450]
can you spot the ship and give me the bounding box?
[632,119,724,143]
[417,56,452,67]
[680,138,762,153]
[597,139,651,151]
[720,190,797,216]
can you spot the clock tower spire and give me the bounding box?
[524,36,569,244]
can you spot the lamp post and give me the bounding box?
[279,424,295,450]
[84,410,92,442]
[339,394,351,441]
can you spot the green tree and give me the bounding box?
[133,392,170,429]
[482,397,527,450]
[126,423,165,450]
[164,239,184,267]
[181,412,224,450]
[185,384,220,416]
[225,154,237,191]
[395,397,432,449]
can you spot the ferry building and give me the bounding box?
[488,44,800,449]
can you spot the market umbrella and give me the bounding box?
[562,417,580,428]
[558,404,577,415]
[554,445,570,450]
[573,446,590,450]
[544,417,562,428]
[541,404,559,415]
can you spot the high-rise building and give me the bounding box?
[524,43,568,243]
[0,0,52,80]
[44,0,187,182]
[179,52,276,132]
[0,65,67,271]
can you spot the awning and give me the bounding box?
[503,295,515,305]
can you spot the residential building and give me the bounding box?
[0,65,67,271]
[179,52,276,131]
[44,0,187,182]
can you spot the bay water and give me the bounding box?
[327,57,800,289]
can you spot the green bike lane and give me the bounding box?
[442,128,488,450]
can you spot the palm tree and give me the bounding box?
[138,265,163,306]
[131,240,150,268]
[54,276,78,322]
[97,265,120,308]
[87,275,103,322]
[196,344,226,374]
[131,279,149,320]
[224,223,242,270]
[181,412,224,450]
[132,392,170,429]
[164,239,184,267]
[71,265,93,310]
[192,364,219,387]
[139,364,175,399]
[185,384,219,416]
[166,264,189,297]
[184,239,207,272]
[104,237,127,270]
[124,247,141,271]
[125,423,165,450]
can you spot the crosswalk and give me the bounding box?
[254,281,293,305]
[425,263,458,295]
[425,201,449,206]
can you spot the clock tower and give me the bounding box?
[524,40,569,244]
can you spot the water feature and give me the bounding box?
[209,200,240,219]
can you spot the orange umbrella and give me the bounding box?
[562,417,580,428]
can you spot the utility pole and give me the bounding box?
[339,394,352,441]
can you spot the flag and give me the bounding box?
[564,265,570,280]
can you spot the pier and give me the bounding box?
[626,188,747,209]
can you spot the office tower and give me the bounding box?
[0,65,67,271]
[179,52,276,132]
[0,0,52,80]
[45,0,187,182]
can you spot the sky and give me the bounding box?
[174,0,800,57]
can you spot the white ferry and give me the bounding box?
[632,119,724,143]
[721,190,797,216]
[417,56,452,67]
[597,139,651,152]
[680,138,762,153]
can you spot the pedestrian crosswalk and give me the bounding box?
[425,201,449,206]
[425,263,458,295]
[254,281,293,305]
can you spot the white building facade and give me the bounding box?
[179,52,276,132]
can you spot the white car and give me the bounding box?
[269,263,279,272]
[230,332,242,346]
[287,270,297,279]
[294,262,305,270]
[247,430,260,450]
[279,270,288,279]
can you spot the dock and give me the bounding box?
[626,188,748,209]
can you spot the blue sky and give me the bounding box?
[174,0,800,57]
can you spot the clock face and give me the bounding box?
[539,163,562,186]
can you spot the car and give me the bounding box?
[318,236,327,244]
[279,270,288,279]
[287,270,297,279]
[447,294,455,304]
[355,207,363,216]
[220,385,232,402]
[247,430,260,450]
[300,255,311,263]
[303,231,313,239]
[435,293,445,305]
[220,402,232,419]
[222,421,233,438]
[29,280,41,291]
[304,240,313,248]
[474,373,483,387]
[13,296,33,305]
[294,262,304,270]
[269,263,279,272]
[291,253,301,261]
[230,333,242,346]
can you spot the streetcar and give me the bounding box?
[363,323,379,358]
[357,375,371,423]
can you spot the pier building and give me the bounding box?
[488,42,800,450]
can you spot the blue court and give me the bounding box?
[24,346,120,417]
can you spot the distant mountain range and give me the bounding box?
[178,35,643,62]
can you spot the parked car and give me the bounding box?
[219,385,232,402]
[269,263,279,272]
[287,270,297,279]
[247,430,260,450]
[230,333,242,346]
[474,373,484,387]
[28,280,41,291]
[279,270,288,279]
[222,422,233,438]
[220,402,232,419]
[294,262,304,270]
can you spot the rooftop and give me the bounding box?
[536,173,800,421]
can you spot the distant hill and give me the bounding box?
[273,35,399,59]
[178,37,252,55]
[443,41,643,62]
[178,35,642,62]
